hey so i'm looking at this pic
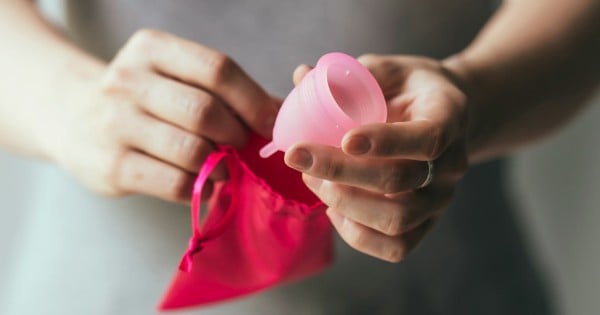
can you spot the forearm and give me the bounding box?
[444,0,600,162]
[0,1,103,160]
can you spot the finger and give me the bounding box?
[121,114,227,180]
[303,175,451,236]
[356,54,409,95]
[357,55,434,86]
[199,179,215,201]
[136,73,247,148]
[292,64,312,86]
[114,150,207,203]
[118,29,279,138]
[327,209,435,263]
[285,144,428,193]
[341,120,452,161]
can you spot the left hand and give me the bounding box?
[285,55,470,262]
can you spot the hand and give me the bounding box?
[52,29,279,203]
[285,55,469,262]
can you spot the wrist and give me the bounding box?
[42,53,106,165]
[442,53,489,160]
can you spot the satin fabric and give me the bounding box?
[159,134,332,311]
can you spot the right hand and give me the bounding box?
[52,29,279,203]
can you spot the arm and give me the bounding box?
[444,0,600,162]
[0,1,279,203]
[0,0,103,159]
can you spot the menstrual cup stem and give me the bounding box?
[259,142,278,158]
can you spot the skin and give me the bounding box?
[284,0,599,262]
[286,57,470,262]
[0,0,598,262]
[0,2,280,203]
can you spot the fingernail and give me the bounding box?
[286,148,313,171]
[344,135,371,155]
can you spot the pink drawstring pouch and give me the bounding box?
[158,134,333,311]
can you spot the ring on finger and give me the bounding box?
[418,160,435,189]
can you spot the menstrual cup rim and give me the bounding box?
[314,52,387,129]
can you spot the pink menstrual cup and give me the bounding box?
[259,52,387,158]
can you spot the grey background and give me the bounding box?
[509,91,600,315]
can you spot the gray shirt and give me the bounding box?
[0,1,553,314]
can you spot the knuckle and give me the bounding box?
[170,130,199,158]
[96,105,124,141]
[101,150,128,190]
[326,186,345,210]
[384,244,406,263]
[129,28,163,51]
[166,171,191,201]
[358,54,396,74]
[321,158,344,180]
[115,29,165,64]
[344,224,367,250]
[189,94,219,129]
[177,135,206,167]
[249,104,270,126]
[357,53,382,66]
[377,133,399,157]
[100,67,134,94]
[205,53,238,87]
[381,207,404,236]
[426,125,447,160]
[381,163,407,193]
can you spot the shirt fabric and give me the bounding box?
[0,1,554,314]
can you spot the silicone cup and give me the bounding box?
[260,52,387,158]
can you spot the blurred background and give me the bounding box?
[0,1,598,314]
[508,92,600,315]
